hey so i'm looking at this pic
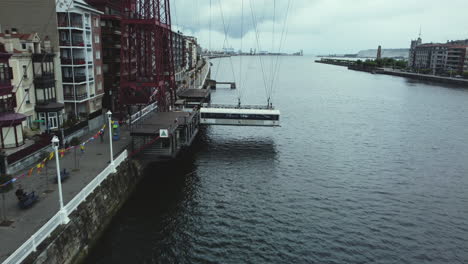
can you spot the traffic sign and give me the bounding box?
[159,129,169,138]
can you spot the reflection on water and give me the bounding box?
[87,56,468,264]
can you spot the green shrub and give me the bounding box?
[69,137,80,147]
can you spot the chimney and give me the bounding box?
[11,28,18,34]
[44,36,52,53]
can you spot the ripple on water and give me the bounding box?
[86,57,468,264]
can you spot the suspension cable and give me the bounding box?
[213,4,233,81]
[217,0,238,102]
[238,0,244,103]
[249,0,269,103]
[172,0,178,28]
[269,0,293,103]
[268,0,276,105]
[209,0,212,52]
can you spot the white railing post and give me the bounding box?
[31,234,37,252]
[107,111,116,173]
[52,136,70,225]
[3,150,128,264]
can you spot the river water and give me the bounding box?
[87,56,468,264]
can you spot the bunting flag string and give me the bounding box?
[0,124,107,188]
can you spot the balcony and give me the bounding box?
[73,39,85,46]
[0,66,13,85]
[59,40,71,46]
[0,95,16,111]
[57,13,83,28]
[64,92,88,101]
[61,57,86,65]
[34,74,55,88]
[32,53,54,62]
[62,75,87,83]
[59,39,85,47]
[35,98,56,105]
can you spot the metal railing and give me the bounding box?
[7,135,53,164]
[202,103,274,110]
[2,150,128,264]
[64,93,88,101]
[130,102,158,125]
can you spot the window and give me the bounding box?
[39,113,46,122]
[96,51,100,59]
[25,88,30,104]
[22,43,26,49]
[85,14,90,26]
[94,35,99,44]
[27,116,33,128]
[94,18,99,27]
[23,65,27,78]
[96,66,101,75]
[48,112,58,129]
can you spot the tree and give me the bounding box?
[70,137,81,171]
[40,153,53,193]
[363,59,377,68]
[375,58,383,67]
[0,174,13,225]
[395,60,407,69]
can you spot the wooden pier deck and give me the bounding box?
[130,111,200,160]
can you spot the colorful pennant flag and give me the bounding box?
[3,124,108,188]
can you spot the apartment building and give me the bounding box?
[0,31,65,134]
[408,37,422,68]
[86,0,121,112]
[409,37,468,75]
[56,0,104,119]
[0,43,26,148]
[446,46,468,73]
[184,36,199,71]
[172,31,186,83]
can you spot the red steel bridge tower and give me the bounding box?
[120,0,175,111]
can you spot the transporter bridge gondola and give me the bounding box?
[200,104,280,127]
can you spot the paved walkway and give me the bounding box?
[0,122,131,262]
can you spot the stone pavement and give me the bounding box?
[0,122,132,262]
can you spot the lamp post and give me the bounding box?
[107,111,116,172]
[52,136,70,224]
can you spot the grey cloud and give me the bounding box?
[171,0,468,54]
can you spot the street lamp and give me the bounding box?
[107,111,116,172]
[52,136,70,224]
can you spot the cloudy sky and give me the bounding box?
[170,0,468,54]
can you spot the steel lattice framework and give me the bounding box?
[120,0,175,110]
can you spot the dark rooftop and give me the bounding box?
[178,88,210,99]
[131,111,196,136]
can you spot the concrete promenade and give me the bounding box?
[0,122,132,262]
[380,68,468,86]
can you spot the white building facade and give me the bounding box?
[56,0,104,119]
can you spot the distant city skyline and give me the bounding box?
[171,0,468,55]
